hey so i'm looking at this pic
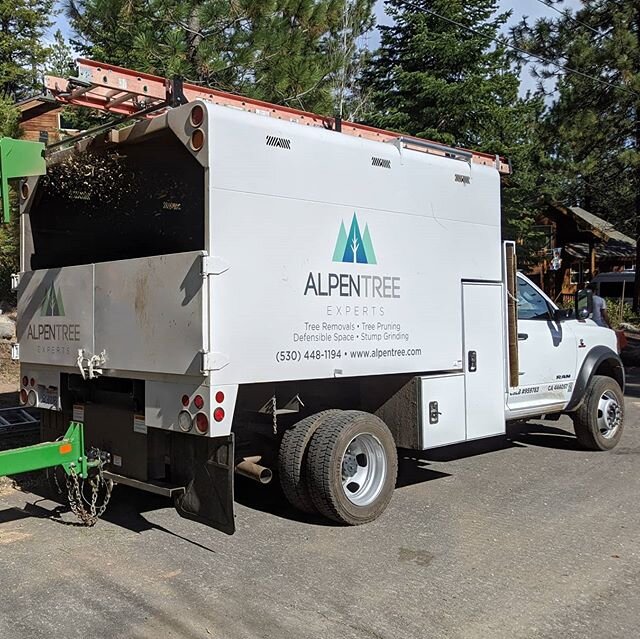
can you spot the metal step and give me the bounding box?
[102,471,185,498]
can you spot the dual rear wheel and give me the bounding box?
[278,410,397,525]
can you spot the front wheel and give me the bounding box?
[572,375,625,450]
[305,411,397,525]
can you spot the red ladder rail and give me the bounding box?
[44,58,511,174]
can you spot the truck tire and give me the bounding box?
[278,410,340,513]
[572,375,625,451]
[305,411,397,525]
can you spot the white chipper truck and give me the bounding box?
[0,60,625,534]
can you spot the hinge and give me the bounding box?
[10,273,21,292]
[10,343,19,361]
[200,350,229,372]
[201,255,230,276]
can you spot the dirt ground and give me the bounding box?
[0,341,18,407]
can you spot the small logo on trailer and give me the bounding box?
[40,284,65,317]
[333,213,377,265]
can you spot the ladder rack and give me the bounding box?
[44,58,511,174]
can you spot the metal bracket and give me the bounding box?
[10,272,21,291]
[201,255,230,276]
[258,394,304,416]
[10,343,19,361]
[77,349,107,380]
[201,350,229,372]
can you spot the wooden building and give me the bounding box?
[17,97,63,144]
[527,204,636,304]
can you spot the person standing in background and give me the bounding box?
[587,281,611,328]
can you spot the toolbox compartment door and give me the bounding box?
[17,264,95,367]
[93,251,206,376]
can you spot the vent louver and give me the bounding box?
[266,135,291,149]
[371,157,391,169]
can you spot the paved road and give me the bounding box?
[0,372,638,639]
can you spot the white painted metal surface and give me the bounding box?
[462,282,506,440]
[206,103,502,386]
[418,374,466,448]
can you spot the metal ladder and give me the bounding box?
[43,58,511,174]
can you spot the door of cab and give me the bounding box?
[508,276,577,412]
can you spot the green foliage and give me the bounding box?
[0,97,20,305]
[362,0,548,261]
[605,299,639,331]
[65,0,374,115]
[45,29,75,79]
[512,2,640,304]
[0,0,55,99]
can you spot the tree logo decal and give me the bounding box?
[332,213,377,265]
[40,284,65,317]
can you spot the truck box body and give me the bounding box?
[18,102,502,388]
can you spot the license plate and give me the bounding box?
[38,386,59,408]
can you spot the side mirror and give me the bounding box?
[553,308,574,322]
[575,289,593,320]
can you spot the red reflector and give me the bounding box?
[194,394,204,409]
[190,104,204,127]
[195,412,209,433]
[181,394,190,407]
[59,443,72,455]
[30,378,35,387]
[20,389,28,404]
[215,391,225,404]
[22,376,28,387]
[213,407,225,422]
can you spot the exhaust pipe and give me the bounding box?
[235,458,273,484]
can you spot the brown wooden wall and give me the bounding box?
[20,109,62,143]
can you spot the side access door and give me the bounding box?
[507,275,577,413]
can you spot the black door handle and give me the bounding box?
[518,333,529,341]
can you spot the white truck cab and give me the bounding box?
[507,273,622,433]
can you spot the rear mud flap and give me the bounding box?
[174,434,235,535]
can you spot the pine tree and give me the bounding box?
[362,0,548,265]
[65,0,374,115]
[512,1,640,308]
[44,29,75,78]
[0,0,55,99]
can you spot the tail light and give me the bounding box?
[178,410,193,432]
[195,413,209,434]
[190,104,204,127]
[22,376,28,387]
[213,407,225,422]
[194,394,204,410]
[215,391,225,404]
[190,129,205,151]
[19,389,28,404]
[181,394,190,407]
[27,390,37,407]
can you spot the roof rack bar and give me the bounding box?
[394,136,473,163]
[43,58,511,174]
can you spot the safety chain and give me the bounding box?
[66,458,113,527]
[271,395,278,436]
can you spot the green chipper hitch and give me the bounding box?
[0,422,112,525]
[0,422,88,478]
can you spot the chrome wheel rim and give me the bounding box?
[597,391,622,439]
[340,433,387,506]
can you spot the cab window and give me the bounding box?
[517,278,551,320]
